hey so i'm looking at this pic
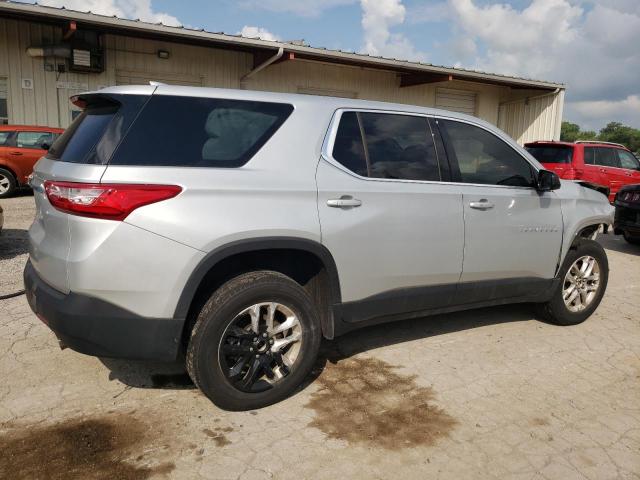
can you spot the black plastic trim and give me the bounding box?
[24,261,184,361]
[174,237,342,336]
[332,277,558,336]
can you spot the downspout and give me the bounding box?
[240,47,284,85]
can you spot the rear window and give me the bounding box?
[525,145,573,164]
[110,95,294,167]
[48,94,148,164]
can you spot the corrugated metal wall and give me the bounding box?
[0,16,563,143]
[498,89,564,143]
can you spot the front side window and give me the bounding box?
[593,147,619,168]
[617,150,640,170]
[16,131,55,149]
[111,96,293,167]
[439,119,535,187]
[331,111,441,181]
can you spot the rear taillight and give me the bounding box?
[44,181,182,221]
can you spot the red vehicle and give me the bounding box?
[525,140,640,202]
[0,125,64,198]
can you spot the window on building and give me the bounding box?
[331,111,441,181]
[0,77,8,125]
[16,131,56,149]
[617,150,640,170]
[439,119,535,187]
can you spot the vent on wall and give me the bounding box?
[435,88,477,116]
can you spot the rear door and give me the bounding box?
[317,110,464,319]
[436,118,563,303]
[29,89,153,292]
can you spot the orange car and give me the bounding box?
[0,125,64,198]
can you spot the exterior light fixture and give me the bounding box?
[157,49,170,59]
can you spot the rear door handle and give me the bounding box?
[9,151,23,156]
[327,196,362,208]
[469,199,495,210]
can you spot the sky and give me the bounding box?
[27,0,640,132]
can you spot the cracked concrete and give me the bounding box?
[0,194,639,479]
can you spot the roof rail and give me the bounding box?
[575,140,626,148]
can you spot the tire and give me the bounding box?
[186,270,322,411]
[535,239,608,326]
[0,168,17,199]
[623,231,640,245]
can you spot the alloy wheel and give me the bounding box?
[562,255,601,312]
[0,173,10,195]
[218,302,303,393]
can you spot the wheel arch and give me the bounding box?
[175,237,342,343]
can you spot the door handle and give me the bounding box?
[9,151,23,156]
[327,196,362,208]
[469,199,495,210]
[599,168,606,173]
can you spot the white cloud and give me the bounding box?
[360,0,426,61]
[238,0,355,17]
[239,26,280,41]
[444,0,640,129]
[565,95,640,131]
[37,0,181,26]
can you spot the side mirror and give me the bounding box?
[537,169,561,192]
[40,143,50,151]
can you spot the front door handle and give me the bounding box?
[469,199,495,210]
[9,151,23,156]
[327,196,362,208]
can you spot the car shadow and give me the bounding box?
[101,303,534,393]
[0,228,30,261]
[597,232,640,255]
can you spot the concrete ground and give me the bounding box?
[0,194,638,480]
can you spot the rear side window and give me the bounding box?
[593,147,620,168]
[111,96,293,167]
[584,147,595,165]
[525,145,573,164]
[331,111,441,181]
[0,131,11,146]
[439,119,535,187]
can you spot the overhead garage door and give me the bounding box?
[435,88,477,116]
[0,77,8,124]
[115,70,204,87]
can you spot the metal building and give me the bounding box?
[0,2,565,144]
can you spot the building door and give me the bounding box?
[435,88,477,116]
[0,77,8,124]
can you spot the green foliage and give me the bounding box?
[560,121,640,152]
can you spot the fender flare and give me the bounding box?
[173,237,342,335]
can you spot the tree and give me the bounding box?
[560,122,597,142]
[598,122,640,153]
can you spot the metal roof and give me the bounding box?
[0,1,564,91]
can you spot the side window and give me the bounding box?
[331,111,441,181]
[594,147,619,168]
[16,131,54,149]
[0,131,12,146]
[617,150,640,170]
[360,112,440,181]
[584,147,595,165]
[332,112,368,176]
[439,119,535,187]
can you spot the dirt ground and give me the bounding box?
[1,194,639,480]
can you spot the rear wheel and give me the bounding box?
[0,168,17,198]
[535,239,608,326]
[623,231,640,245]
[186,271,321,411]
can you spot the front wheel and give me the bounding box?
[0,168,17,199]
[186,271,321,411]
[535,239,608,326]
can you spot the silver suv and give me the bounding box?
[24,85,614,410]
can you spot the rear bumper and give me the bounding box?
[24,261,185,361]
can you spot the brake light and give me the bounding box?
[44,181,182,221]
